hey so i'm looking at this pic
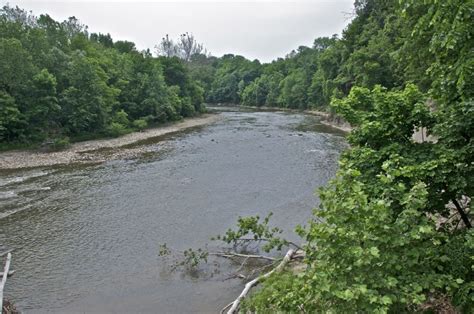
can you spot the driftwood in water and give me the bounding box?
[210,251,277,261]
[226,249,296,314]
[0,250,12,258]
[0,253,12,311]
[0,270,15,278]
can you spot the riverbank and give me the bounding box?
[0,114,221,170]
[232,105,352,132]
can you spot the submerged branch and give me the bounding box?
[234,238,303,251]
[0,253,12,311]
[210,252,276,261]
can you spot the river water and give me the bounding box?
[0,108,346,313]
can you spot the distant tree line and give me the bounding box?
[186,0,442,110]
[0,5,205,147]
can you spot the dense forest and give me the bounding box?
[0,6,205,148]
[1,0,473,312]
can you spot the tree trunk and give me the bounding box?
[452,198,472,229]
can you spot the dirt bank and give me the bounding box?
[0,114,221,170]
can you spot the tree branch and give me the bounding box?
[210,252,276,261]
[0,253,12,311]
[452,198,472,229]
[234,238,303,251]
[226,249,295,314]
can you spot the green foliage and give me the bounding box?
[179,248,209,269]
[105,109,131,136]
[246,82,473,311]
[451,230,474,309]
[214,213,291,253]
[132,119,147,131]
[158,243,171,256]
[240,75,269,107]
[50,136,70,151]
[159,243,209,270]
[180,99,196,117]
[199,1,411,111]
[0,91,25,142]
[207,55,261,104]
[240,272,300,312]
[277,69,309,109]
[105,122,129,137]
[0,4,205,146]
[112,109,129,126]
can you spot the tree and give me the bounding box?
[155,34,177,58]
[28,69,60,136]
[0,91,25,142]
[0,38,36,96]
[0,4,36,26]
[61,16,88,39]
[177,32,206,61]
[114,40,136,54]
[278,69,309,109]
[60,54,118,134]
[0,5,205,145]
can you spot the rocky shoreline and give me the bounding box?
[0,114,221,170]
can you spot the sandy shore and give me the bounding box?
[0,114,221,170]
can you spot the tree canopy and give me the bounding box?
[0,5,205,147]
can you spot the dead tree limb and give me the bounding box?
[226,249,295,314]
[0,253,12,311]
[0,270,15,278]
[210,252,276,261]
[234,238,303,251]
[221,301,234,314]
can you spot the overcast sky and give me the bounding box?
[6,0,355,62]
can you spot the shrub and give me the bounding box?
[181,100,196,117]
[50,136,70,151]
[112,109,130,126]
[105,122,129,137]
[132,119,147,131]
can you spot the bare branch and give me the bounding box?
[210,251,276,261]
[0,253,12,311]
[234,237,303,251]
[155,34,178,57]
[226,249,296,313]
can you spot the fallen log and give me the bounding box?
[210,252,276,261]
[0,270,15,278]
[0,253,12,311]
[226,249,295,314]
[0,250,12,258]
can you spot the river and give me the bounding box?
[0,108,346,313]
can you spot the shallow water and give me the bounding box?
[0,109,346,313]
